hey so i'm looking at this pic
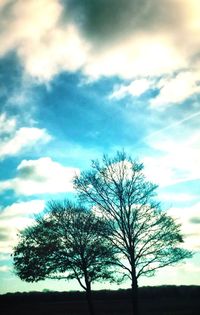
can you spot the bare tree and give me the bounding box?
[74,151,192,315]
[13,201,117,315]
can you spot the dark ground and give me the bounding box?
[1,286,200,315]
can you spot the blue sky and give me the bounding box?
[0,0,200,293]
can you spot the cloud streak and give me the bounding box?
[146,110,200,140]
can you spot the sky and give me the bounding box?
[0,0,200,294]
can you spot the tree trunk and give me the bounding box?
[86,282,95,315]
[131,273,139,315]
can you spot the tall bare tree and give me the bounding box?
[13,201,117,315]
[74,151,192,315]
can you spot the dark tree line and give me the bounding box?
[13,151,192,315]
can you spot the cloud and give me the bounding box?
[143,118,200,187]
[0,200,43,219]
[109,79,152,100]
[0,227,8,241]
[84,35,185,80]
[140,255,200,286]
[158,192,198,203]
[0,126,52,160]
[109,70,200,107]
[20,23,89,81]
[189,217,200,224]
[146,110,200,140]
[0,265,10,272]
[61,0,200,80]
[0,157,80,195]
[0,253,9,262]
[0,0,200,82]
[0,113,16,134]
[167,202,200,251]
[150,71,200,107]
[0,0,62,55]
[65,0,184,47]
[0,0,89,81]
[0,200,45,253]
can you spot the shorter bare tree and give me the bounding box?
[13,201,117,315]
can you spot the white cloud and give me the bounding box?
[143,120,200,253]
[159,192,198,203]
[0,157,80,195]
[109,79,152,100]
[0,0,62,55]
[0,127,52,160]
[167,202,200,251]
[0,200,45,253]
[85,34,186,80]
[81,0,200,80]
[0,265,10,272]
[0,0,89,81]
[0,253,10,261]
[109,70,200,107]
[143,155,182,188]
[0,200,44,219]
[140,256,200,286]
[143,127,200,187]
[5,84,33,108]
[150,71,200,107]
[0,113,17,134]
[0,0,200,84]
[21,24,90,81]
[0,253,9,261]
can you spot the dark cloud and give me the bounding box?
[0,0,16,22]
[18,165,46,182]
[18,165,35,179]
[190,217,200,224]
[61,0,184,47]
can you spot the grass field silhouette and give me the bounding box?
[1,286,200,315]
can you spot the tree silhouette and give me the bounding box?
[13,201,117,315]
[74,151,192,315]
